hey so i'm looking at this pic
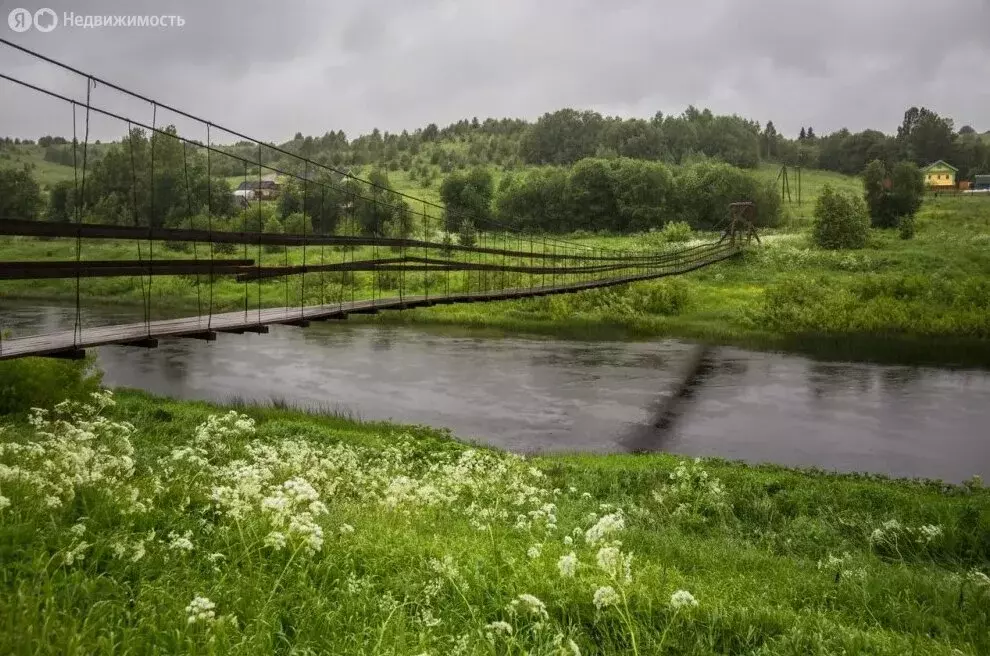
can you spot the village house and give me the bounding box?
[921,160,958,189]
[236,173,281,200]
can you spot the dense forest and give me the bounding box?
[6,104,988,183]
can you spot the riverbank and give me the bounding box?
[2,196,989,367]
[369,195,990,366]
[0,390,987,654]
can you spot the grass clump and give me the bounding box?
[0,355,102,415]
[0,390,988,654]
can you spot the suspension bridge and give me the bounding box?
[0,39,756,362]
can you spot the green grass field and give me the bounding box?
[0,145,82,191]
[0,389,987,655]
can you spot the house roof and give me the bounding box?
[237,180,279,189]
[922,160,958,172]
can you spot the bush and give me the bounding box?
[0,356,102,415]
[812,185,869,250]
[283,212,308,235]
[660,220,693,243]
[863,159,924,229]
[671,162,782,230]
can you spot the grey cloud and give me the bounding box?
[1,0,988,143]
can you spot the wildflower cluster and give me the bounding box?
[0,391,139,511]
[817,552,867,582]
[869,519,945,557]
[651,458,729,522]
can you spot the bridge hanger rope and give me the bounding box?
[255,153,263,327]
[180,139,203,319]
[206,123,215,331]
[72,78,95,348]
[126,119,150,334]
[301,160,308,319]
[70,104,80,347]
[146,103,157,338]
[244,158,251,321]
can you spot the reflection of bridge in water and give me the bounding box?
[0,38,753,361]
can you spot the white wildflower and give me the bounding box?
[168,530,194,552]
[509,593,548,619]
[63,541,90,566]
[339,523,355,535]
[0,495,9,510]
[596,545,622,578]
[670,589,698,609]
[593,586,620,609]
[585,512,625,546]
[264,531,287,551]
[527,544,542,559]
[557,552,578,578]
[917,524,943,544]
[419,608,441,627]
[130,539,147,563]
[185,596,217,625]
[485,620,513,635]
[69,522,86,537]
[563,535,573,546]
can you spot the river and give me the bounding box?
[3,303,989,482]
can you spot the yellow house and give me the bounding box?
[921,160,958,188]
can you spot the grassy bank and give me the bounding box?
[368,194,990,365]
[2,171,990,366]
[0,390,988,654]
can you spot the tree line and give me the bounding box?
[0,126,417,244]
[441,159,781,235]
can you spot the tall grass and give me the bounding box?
[0,390,987,654]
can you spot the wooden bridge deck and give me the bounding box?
[0,246,739,360]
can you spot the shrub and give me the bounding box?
[863,159,925,229]
[283,212,308,236]
[659,220,693,243]
[672,162,781,230]
[812,185,869,250]
[0,355,102,415]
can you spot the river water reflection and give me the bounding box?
[4,303,989,482]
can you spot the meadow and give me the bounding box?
[0,389,988,655]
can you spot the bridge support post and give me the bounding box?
[182,331,217,342]
[119,337,159,349]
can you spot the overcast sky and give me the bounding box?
[2,0,989,143]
